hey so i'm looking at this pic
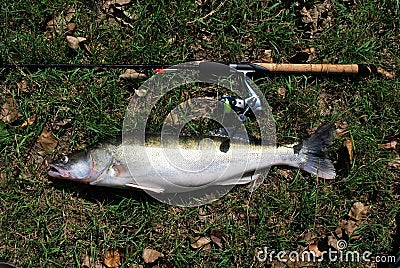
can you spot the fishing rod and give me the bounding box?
[1,61,394,121]
[0,61,389,76]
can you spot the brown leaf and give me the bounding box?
[327,235,339,250]
[103,250,121,268]
[66,36,86,49]
[335,220,346,238]
[210,228,224,238]
[299,1,334,38]
[344,139,354,163]
[260,49,274,63]
[377,67,395,79]
[119,69,147,80]
[134,88,147,97]
[115,0,131,5]
[142,248,163,264]
[0,98,22,123]
[343,220,357,236]
[308,242,323,257]
[0,172,6,187]
[335,121,349,137]
[388,158,400,170]
[65,7,76,22]
[277,87,286,99]
[190,236,211,249]
[20,114,37,128]
[348,202,369,221]
[379,140,398,150]
[17,80,29,93]
[67,22,76,34]
[300,230,316,245]
[46,7,75,34]
[210,235,223,248]
[36,128,58,154]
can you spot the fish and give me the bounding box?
[48,124,336,195]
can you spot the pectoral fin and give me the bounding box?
[125,183,164,193]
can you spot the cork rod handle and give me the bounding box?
[254,63,364,74]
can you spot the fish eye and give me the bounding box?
[60,155,69,164]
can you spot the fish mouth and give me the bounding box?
[48,164,70,179]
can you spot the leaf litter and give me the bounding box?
[100,0,137,28]
[296,0,335,38]
[0,97,22,124]
[142,248,163,264]
[379,138,400,171]
[343,139,354,163]
[103,250,121,268]
[289,202,369,266]
[66,36,87,49]
[35,128,58,155]
[45,7,76,35]
[119,69,147,80]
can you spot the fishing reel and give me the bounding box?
[158,61,266,122]
[219,65,264,122]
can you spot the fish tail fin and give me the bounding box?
[299,124,336,180]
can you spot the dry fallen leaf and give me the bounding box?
[379,140,398,150]
[134,88,147,97]
[343,220,357,236]
[308,242,323,258]
[142,248,163,264]
[210,235,222,248]
[103,250,121,268]
[327,235,339,250]
[277,87,286,99]
[344,139,354,163]
[348,202,369,221]
[115,0,132,6]
[0,98,22,124]
[36,128,58,154]
[67,22,76,34]
[119,69,147,80]
[388,158,400,170]
[20,114,37,128]
[260,49,274,63]
[335,121,349,136]
[46,7,76,34]
[17,79,29,93]
[299,1,333,38]
[190,236,211,249]
[337,219,358,237]
[0,172,6,187]
[66,35,86,49]
[300,230,316,245]
[377,67,395,79]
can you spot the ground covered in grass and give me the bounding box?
[1,0,399,267]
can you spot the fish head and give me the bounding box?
[48,151,93,183]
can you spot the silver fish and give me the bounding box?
[48,125,336,194]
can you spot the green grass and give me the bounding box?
[1,0,399,267]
